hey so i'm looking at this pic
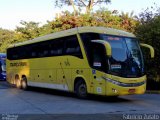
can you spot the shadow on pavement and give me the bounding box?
[0,81,133,103]
[0,81,11,89]
[27,86,132,103]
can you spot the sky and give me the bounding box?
[0,0,160,30]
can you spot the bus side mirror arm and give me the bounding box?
[91,40,112,57]
[140,43,155,58]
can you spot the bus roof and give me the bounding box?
[9,27,136,48]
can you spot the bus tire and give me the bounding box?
[15,75,21,89]
[21,76,28,90]
[75,79,87,99]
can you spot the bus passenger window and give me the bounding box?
[75,46,80,52]
[65,36,82,58]
[50,50,57,55]
[32,52,36,57]
[43,50,49,56]
[49,39,64,56]
[66,48,76,53]
[57,49,63,54]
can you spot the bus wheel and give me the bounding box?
[21,77,28,90]
[15,76,21,89]
[75,80,87,99]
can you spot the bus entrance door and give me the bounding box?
[91,42,106,95]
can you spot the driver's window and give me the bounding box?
[91,43,106,72]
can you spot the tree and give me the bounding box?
[0,28,14,43]
[0,28,15,52]
[0,9,138,53]
[119,11,138,32]
[135,6,160,89]
[55,0,111,14]
[49,9,138,32]
[15,21,41,40]
[39,21,54,35]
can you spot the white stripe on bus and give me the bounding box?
[28,82,69,91]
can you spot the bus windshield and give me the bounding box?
[100,35,144,78]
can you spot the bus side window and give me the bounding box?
[80,33,100,65]
[65,36,83,58]
[50,39,64,56]
[35,41,51,58]
[43,50,49,56]
[91,43,107,72]
[50,49,57,55]
[12,48,19,60]
[43,42,53,57]
[31,52,36,57]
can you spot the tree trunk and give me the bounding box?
[86,0,94,14]
[70,0,77,16]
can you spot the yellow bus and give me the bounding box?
[6,27,154,98]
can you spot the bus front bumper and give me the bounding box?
[106,79,146,96]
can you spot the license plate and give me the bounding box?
[128,89,135,93]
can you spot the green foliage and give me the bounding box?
[0,28,14,43]
[49,9,137,33]
[135,7,160,83]
[0,21,42,52]
[15,21,41,41]
[0,9,138,53]
[2,7,159,85]
[0,28,15,52]
[0,5,159,89]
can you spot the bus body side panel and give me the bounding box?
[72,69,91,93]
[6,59,29,85]
[62,56,91,92]
[88,70,106,95]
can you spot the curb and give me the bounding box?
[146,90,160,94]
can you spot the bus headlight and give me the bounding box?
[112,88,118,93]
[102,76,146,87]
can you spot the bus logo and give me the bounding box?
[10,62,27,67]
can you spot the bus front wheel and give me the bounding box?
[75,80,87,99]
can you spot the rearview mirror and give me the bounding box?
[140,43,154,58]
[91,40,112,57]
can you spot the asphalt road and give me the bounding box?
[0,81,160,120]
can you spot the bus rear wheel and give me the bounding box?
[16,79,21,89]
[21,77,28,90]
[15,75,21,89]
[75,80,87,99]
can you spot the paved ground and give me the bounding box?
[0,81,160,120]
